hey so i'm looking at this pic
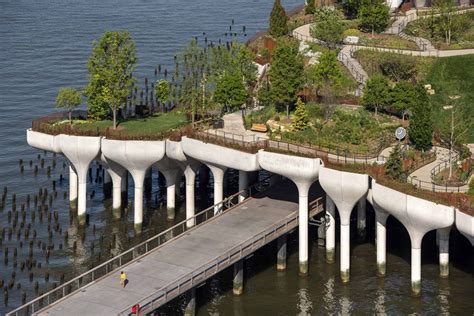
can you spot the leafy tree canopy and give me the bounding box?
[358,0,390,35]
[409,84,433,150]
[310,8,345,47]
[293,97,309,131]
[362,74,391,115]
[269,0,288,38]
[56,87,82,123]
[214,69,248,111]
[85,31,136,128]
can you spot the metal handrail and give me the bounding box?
[7,175,276,316]
[118,197,323,315]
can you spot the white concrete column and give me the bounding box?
[297,183,310,276]
[233,260,244,295]
[437,227,450,278]
[208,165,227,215]
[326,196,336,264]
[411,247,421,296]
[277,234,287,271]
[375,211,389,277]
[340,224,350,283]
[77,181,87,220]
[184,165,198,228]
[69,166,78,207]
[161,169,180,221]
[134,185,144,230]
[112,181,122,211]
[357,198,366,238]
[238,170,249,203]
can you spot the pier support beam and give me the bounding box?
[326,196,336,264]
[277,234,287,271]
[411,247,421,296]
[184,163,200,228]
[238,170,248,203]
[340,224,350,283]
[375,210,389,277]
[184,288,196,316]
[357,197,366,239]
[69,166,78,208]
[437,227,450,278]
[298,183,310,276]
[233,260,244,295]
[208,165,227,215]
[161,169,180,221]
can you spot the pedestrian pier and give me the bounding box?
[12,180,322,316]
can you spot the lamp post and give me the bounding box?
[444,95,461,180]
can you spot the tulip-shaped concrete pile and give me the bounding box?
[319,167,369,283]
[58,135,101,222]
[372,181,454,296]
[102,139,166,231]
[258,150,321,275]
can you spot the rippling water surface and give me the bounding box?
[0,0,473,315]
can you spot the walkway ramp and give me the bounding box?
[33,181,323,316]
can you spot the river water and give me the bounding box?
[0,0,473,315]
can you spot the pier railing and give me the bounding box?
[6,175,276,316]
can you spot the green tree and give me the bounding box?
[385,143,405,181]
[85,31,136,129]
[236,46,258,88]
[434,0,457,45]
[293,97,309,131]
[358,0,390,35]
[305,0,316,15]
[342,0,362,18]
[269,0,288,38]
[56,87,82,124]
[257,78,272,108]
[362,74,390,116]
[409,85,433,151]
[214,70,247,111]
[310,8,345,47]
[268,39,304,118]
[155,79,170,111]
[308,51,343,111]
[390,81,417,117]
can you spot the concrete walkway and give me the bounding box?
[207,111,268,142]
[36,181,322,316]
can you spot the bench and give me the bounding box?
[250,123,268,133]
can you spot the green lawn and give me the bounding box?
[426,55,474,142]
[72,111,189,136]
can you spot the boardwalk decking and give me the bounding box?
[36,181,323,316]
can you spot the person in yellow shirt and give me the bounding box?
[120,271,127,288]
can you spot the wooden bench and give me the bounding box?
[250,123,268,133]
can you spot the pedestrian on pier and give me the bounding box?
[120,271,127,288]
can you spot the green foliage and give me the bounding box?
[405,10,473,48]
[155,79,170,107]
[268,39,304,116]
[379,53,417,82]
[257,79,272,108]
[244,105,276,129]
[214,70,248,111]
[236,46,258,88]
[342,0,362,18]
[427,55,474,142]
[385,144,405,181]
[269,0,288,38]
[308,51,343,93]
[310,8,345,47]
[85,31,137,128]
[467,178,474,197]
[357,0,390,34]
[293,98,309,131]
[56,87,82,123]
[305,0,316,15]
[409,85,433,150]
[362,74,391,115]
[389,81,417,114]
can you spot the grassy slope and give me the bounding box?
[426,55,474,142]
[75,111,189,136]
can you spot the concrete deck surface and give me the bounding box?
[38,181,320,315]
